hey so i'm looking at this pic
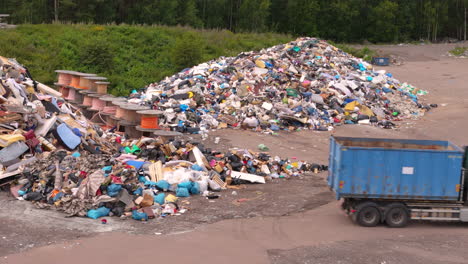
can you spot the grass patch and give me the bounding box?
[449,46,468,57]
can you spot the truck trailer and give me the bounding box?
[328,136,468,227]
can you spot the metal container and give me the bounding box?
[328,136,464,201]
[371,57,390,66]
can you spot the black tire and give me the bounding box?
[356,202,381,227]
[385,204,409,228]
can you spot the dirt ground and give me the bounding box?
[268,233,468,264]
[1,42,468,263]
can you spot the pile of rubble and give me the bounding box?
[133,37,430,133]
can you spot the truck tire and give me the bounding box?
[385,204,409,228]
[356,202,381,227]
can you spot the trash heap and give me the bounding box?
[16,139,326,220]
[0,36,431,221]
[132,37,430,133]
[0,55,326,221]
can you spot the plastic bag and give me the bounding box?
[132,210,148,221]
[208,179,221,191]
[197,179,208,193]
[165,194,178,203]
[178,181,193,189]
[156,180,170,191]
[176,187,190,197]
[190,181,200,195]
[107,184,122,197]
[154,193,165,205]
[133,187,143,196]
[87,207,111,219]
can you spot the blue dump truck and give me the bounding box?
[328,136,468,227]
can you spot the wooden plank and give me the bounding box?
[148,160,163,182]
[211,174,227,190]
[0,169,22,180]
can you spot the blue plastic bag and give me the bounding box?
[87,207,110,219]
[382,87,392,93]
[154,193,165,205]
[107,184,122,197]
[133,187,143,196]
[190,182,200,195]
[180,104,189,112]
[102,166,112,173]
[176,187,190,197]
[126,160,145,170]
[53,192,64,202]
[132,210,148,221]
[178,181,193,189]
[156,180,170,191]
[191,164,203,171]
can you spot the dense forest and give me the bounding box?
[0,0,467,43]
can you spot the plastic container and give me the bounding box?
[328,136,464,201]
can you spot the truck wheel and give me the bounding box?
[385,204,409,228]
[356,202,381,227]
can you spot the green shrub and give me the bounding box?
[171,32,204,71]
[79,37,115,74]
[449,47,468,57]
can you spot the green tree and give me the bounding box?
[269,0,288,32]
[395,0,417,41]
[318,0,360,42]
[286,0,319,36]
[237,0,270,32]
[368,0,399,42]
[171,32,204,70]
[158,0,179,25]
[177,0,203,27]
[79,36,115,74]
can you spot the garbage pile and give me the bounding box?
[0,36,432,221]
[16,139,326,220]
[133,37,430,133]
[0,55,327,221]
